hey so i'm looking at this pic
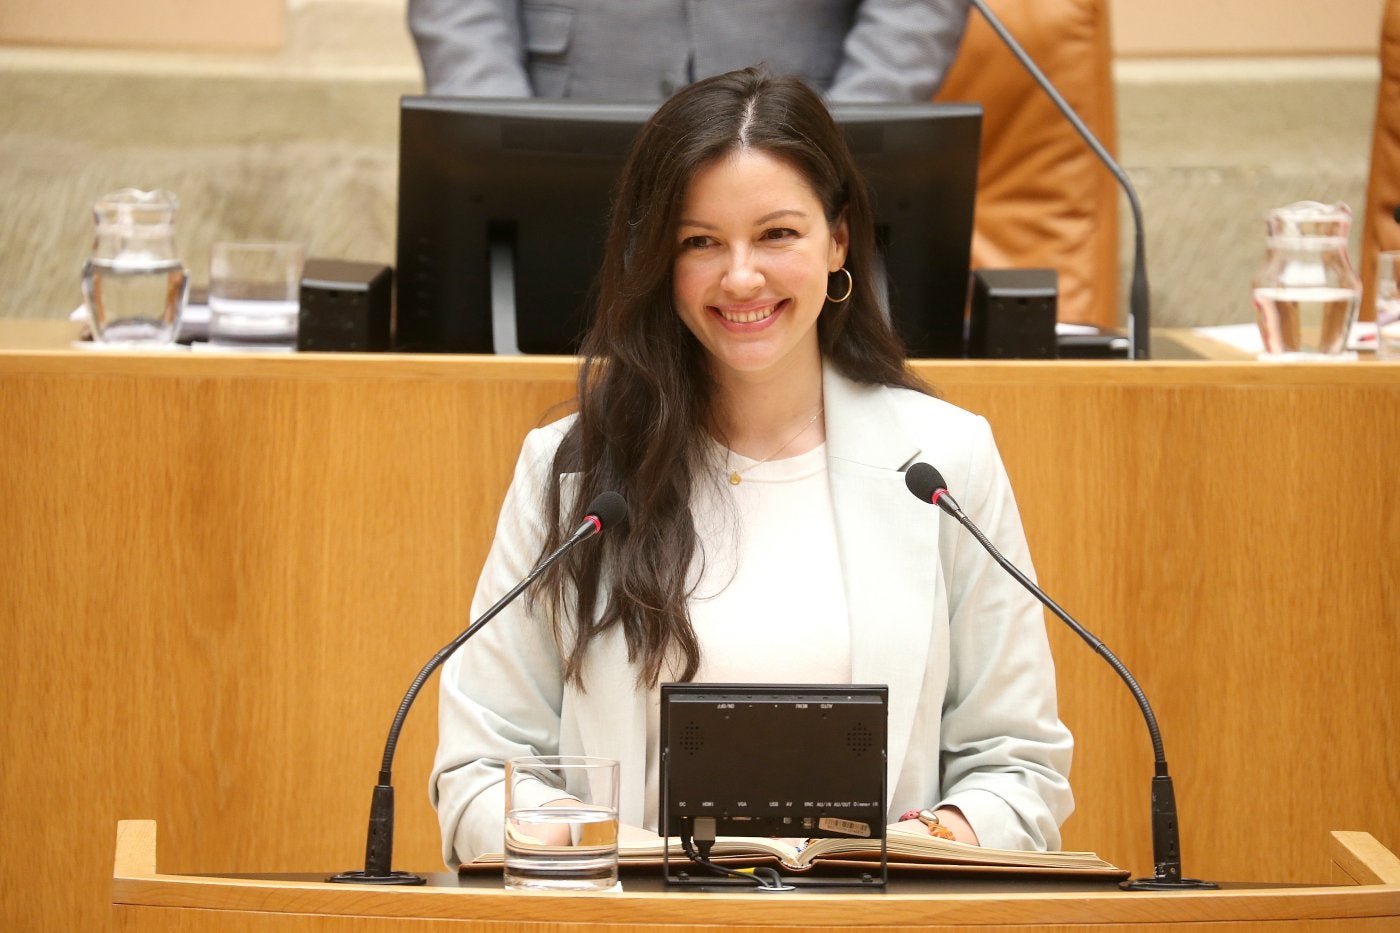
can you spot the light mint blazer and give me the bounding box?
[431,365,1073,866]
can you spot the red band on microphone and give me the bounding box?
[931,489,949,506]
[584,515,602,534]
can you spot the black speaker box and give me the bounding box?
[966,268,1058,359]
[298,259,393,352]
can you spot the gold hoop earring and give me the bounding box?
[826,267,853,303]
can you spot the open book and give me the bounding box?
[471,824,1127,879]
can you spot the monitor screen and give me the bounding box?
[658,683,888,841]
[396,95,981,357]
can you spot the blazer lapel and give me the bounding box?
[822,366,940,799]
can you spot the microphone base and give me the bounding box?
[326,869,427,885]
[1121,876,1218,891]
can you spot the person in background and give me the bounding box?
[409,0,969,101]
[430,66,1071,867]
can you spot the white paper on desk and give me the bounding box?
[1346,321,1379,350]
[188,341,293,354]
[1191,322,1378,355]
[70,303,210,342]
[1189,323,1265,354]
[69,303,210,325]
[69,339,188,352]
[1054,323,1104,336]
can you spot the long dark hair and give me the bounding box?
[533,67,923,687]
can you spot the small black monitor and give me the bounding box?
[396,96,980,357]
[658,682,889,887]
[659,682,888,840]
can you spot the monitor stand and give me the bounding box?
[489,237,521,355]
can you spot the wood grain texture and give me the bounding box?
[3,350,1398,933]
[1332,831,1400,885]
[111,880,1400,931]
[109,824,1400,931]
[115,820,157,877]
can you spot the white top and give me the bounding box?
[641,442,849,830]
[690,441,850,683]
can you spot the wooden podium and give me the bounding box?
[112,820,1400,931]
[2,331,1398,932]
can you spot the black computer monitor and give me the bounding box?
[658,682,888,887]
[395,95,981,357]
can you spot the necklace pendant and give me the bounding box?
[729,471,742,486]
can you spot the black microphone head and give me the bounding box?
[904,462,947,503]
[585,491,628,530]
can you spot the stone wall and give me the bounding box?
[0,1,1380,329]
[1117,58,1377,327]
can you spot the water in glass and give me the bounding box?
[1250,286,1357,357]
[82,258,186,345]
[504,806,619,890]
[82,188,187,346]
[1250,201,1360,359]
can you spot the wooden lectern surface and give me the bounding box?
[110,821,1400,932]
[0,341,1397,933]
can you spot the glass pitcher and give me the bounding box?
[81,188,188,345]
[1249,200,1360,358]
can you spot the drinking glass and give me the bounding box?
[1375,251,1400,359]
[1250,201,1360,359]
[208,241,304,347]
[81,188,188,346]
[503,755,619,891]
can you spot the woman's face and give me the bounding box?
[673,148,848,385]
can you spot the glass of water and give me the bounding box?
[208,241,304,348]
[1375,251,1400,359]
[1250,201,1360,359]
[504,755,619,891]
[81,188,188,346]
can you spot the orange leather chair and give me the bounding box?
[936,0,1120,330]
[1360,0,1400,320]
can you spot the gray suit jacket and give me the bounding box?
[409,0,969,101]
[430,365,1073,866]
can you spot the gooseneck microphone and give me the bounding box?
[329,491,628,885]
[969,0,1151,359]
[904,463,1212,890]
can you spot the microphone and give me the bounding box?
[328,491,628,884]
[903,463,1213,890]
[968,0,1151,359]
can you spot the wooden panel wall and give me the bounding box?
[0,0,285,51]
[0,352,1396,932]
[1110,0,1386,56]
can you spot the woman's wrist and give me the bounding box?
[896,805,980,846]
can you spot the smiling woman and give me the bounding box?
[430,67,1074,870]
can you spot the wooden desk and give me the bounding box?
[111,821,1400,931]
[1,339,1397,932]
[0,317,1266,359]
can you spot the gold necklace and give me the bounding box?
[727,406,824,486]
